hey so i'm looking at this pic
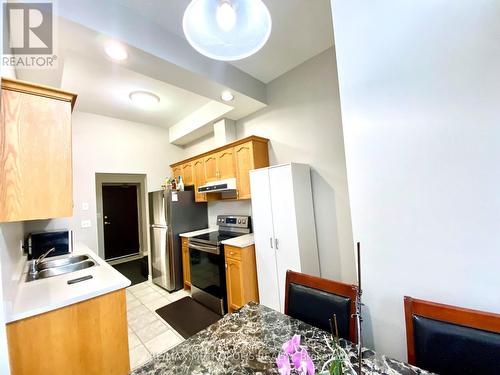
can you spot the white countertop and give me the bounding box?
[179,227,218,238]
[221,233,255,248]
[5,243,130,323]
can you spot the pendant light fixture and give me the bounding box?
[183,0,272,61]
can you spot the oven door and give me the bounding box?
[189,241,226,314]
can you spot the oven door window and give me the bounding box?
[189,246,225,299]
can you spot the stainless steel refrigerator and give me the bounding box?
[148,190,207,291]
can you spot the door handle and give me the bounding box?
[275,238,279,250]
[270,237,273,248]
[104,221,111,225]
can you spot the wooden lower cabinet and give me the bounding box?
[182,237,191,289]
[224,245,259,313]
[6,289,130,375]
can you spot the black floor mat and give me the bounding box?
[156,297,222,339]
[112,258,147,286]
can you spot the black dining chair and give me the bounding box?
[404,296,500,375]
[284,270,358,343]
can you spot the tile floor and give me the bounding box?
[126,281,190,370]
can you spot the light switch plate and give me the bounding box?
[81,202,89,211]
[81,220,91,228]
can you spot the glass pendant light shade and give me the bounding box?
[183,0,272,61]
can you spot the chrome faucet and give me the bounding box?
[30,247,55,274]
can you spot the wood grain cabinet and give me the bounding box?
[235,140,269,200]
[193,158,207,202]
[6,289,130,375]
[224,244,259,313]
[0,78,77,222]
[204,154,219,182]
[182,237,191,289]
[216,148,236,180]
[170,136,269,201]
[181,162,194,186]
[172,165,182,181]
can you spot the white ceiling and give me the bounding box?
[17,0,334,142]
[18,18,264,132]
[109,0,334,83]
[61,53,210,128]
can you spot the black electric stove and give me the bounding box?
[188,215,251,315]
[190,230,242,245]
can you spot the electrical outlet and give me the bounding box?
[81,202,89,211]
[81,220,91,228]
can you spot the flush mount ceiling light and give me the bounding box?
[183,0,272,61]
[104,40,128,61]
[129,91,160,108]
[220,90,234,102]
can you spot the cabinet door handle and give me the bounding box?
[225,263,228,269]
[230,251,235,256]
[275,238,279,250]
[270,237,273,248]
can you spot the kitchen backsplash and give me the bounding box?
[207,200,252,227]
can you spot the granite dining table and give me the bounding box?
[131,302,432,375]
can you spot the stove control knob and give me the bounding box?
[238,219,241,224]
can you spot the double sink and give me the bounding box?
[26,254,98,282]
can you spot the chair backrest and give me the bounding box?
[404,296,500,375]
[285,270,357,343]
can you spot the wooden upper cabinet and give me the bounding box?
[181,162,194,186]
[193,158,207,202]
[0,78,77,222]
[204,154,218,182]
[217,148,236,180]
[172,166,182,180]
[170,136,269,201]
[235,140,269,200]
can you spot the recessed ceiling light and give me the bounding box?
[104,40,128,61]
[221,90,234,102]
[129,91,160,108]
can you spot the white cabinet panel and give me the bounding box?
[269,165,301,309]
[250,168,281,311]
[250,163,319,313]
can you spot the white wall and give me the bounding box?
[25,112,185,255]
[331,0,500,361]
[236,48,355,282]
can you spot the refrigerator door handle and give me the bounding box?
[167,228,175,287]
[151,224,167,229]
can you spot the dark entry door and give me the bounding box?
[102,185,140,260]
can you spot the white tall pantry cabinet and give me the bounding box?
[250,163,320,312]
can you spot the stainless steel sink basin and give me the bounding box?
[37,255,90,270]
[26,254,98,282]
[37,260,96,279]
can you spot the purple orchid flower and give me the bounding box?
[276,354,292,375]
[282,334,301,354]
[291,348,315,375]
